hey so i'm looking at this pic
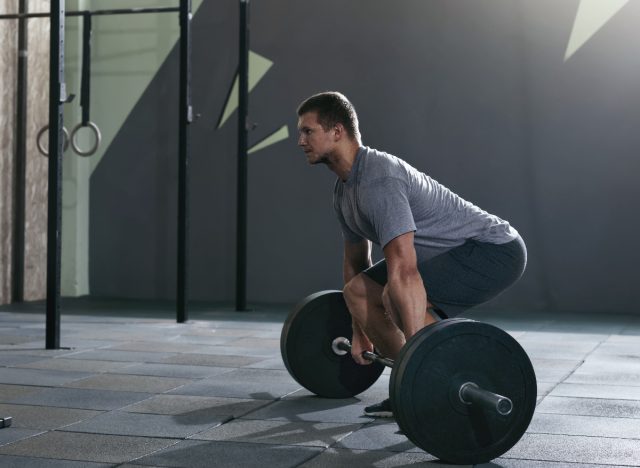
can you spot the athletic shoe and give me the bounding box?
[364,398,393,417]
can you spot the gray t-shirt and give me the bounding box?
[334,146,518,261]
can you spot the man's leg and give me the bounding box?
[381,284,437,343]
[343,273,406,360]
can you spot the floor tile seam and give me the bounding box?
[5,362,141,373]
[0,428,49,448]
[324,420,382,451]
[190,391,300,434]
[535,340,607,406]
[54,426,200,441]
[542,394,640,403]
[536,410,640,420]
[496,455,640,467]
[0,453,117,467]
[291,447,330,468]
[187,433,334,449]
[110,438,184,467]
[102,365,239,380]
[564,381,640,388]
[523,430,640,442]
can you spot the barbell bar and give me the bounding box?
[332,337,513,417]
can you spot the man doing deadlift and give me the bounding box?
[296,91,526,417]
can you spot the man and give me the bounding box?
[296,91,527,417]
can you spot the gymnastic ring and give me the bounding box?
[70,121,102,157]
[36,125,70,156]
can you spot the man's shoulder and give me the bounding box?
[360,146,412,183]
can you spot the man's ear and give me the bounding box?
[333,123,345,141]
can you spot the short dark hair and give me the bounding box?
[297,91,361,143]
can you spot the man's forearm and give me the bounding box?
[343,259,371,284]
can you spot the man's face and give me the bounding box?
[297,111,336,165]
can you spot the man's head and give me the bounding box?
[297,92,361,145]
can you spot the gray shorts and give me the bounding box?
[363,236,527,319]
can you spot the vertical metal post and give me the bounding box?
[12,0,28,303]
[177,0,192,323]
[235,0,249,311]
[46,0,65,349]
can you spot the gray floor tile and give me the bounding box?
[0,427,43,446]
[297,448,448,467]
[537,395,640,418]
[0,348,69,357]
[64,349,176,362]
[63,410,221,438]
[242,394,375,424]
[168,368,301,399]
[503,433,640,465]
[536,381,558,398]
[15,358,133,373]
[519,332,609,342]
[109,363,234,379]
[0,431,178,464]
[0,455,112,468]
[0,335,40,345]
[481,459,627,467]
[530,358,582,382]
[123,394,269,419]
[108,340,232,353]
[227,337,280,348]
[194,419,362,447]
[0,384,47,403]
[517,340,600,360]
[244,357,287,370]
[0,367,94,386]
[171,334,241,345]
[64,374,193,393]
[0,355,42,366]
[134,439,322,468]
[549,383,640,400]
[335,421,417,452]
[180,345,279,358]
[0,403,102,430]
[10,387,151,410]
[528,412,640,439]
[565,361,640,386]
[160,353,264,367]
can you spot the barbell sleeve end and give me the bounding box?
[459,382,513,416]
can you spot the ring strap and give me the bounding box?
[80,12,92,126]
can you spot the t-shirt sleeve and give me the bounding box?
[359,177,416,248]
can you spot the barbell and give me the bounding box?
[280,290,537,464]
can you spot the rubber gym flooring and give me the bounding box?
[0,298,639,467]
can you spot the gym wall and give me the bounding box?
[91,0,640,313]
[6,1,635,313]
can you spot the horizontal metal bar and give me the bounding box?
[0,7,179,20]
[333,337,395,368]
[459,382,514,416]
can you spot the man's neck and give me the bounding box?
[330,143,361,181]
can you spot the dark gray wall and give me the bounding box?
[90,0,640,313]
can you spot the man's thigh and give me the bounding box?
[363,236,526,318]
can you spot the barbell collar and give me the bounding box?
[332,337,395,368]
[459,381,513,416]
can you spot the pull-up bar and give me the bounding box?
[0,7,180,20]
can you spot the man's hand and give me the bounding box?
[351,324,374,365]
